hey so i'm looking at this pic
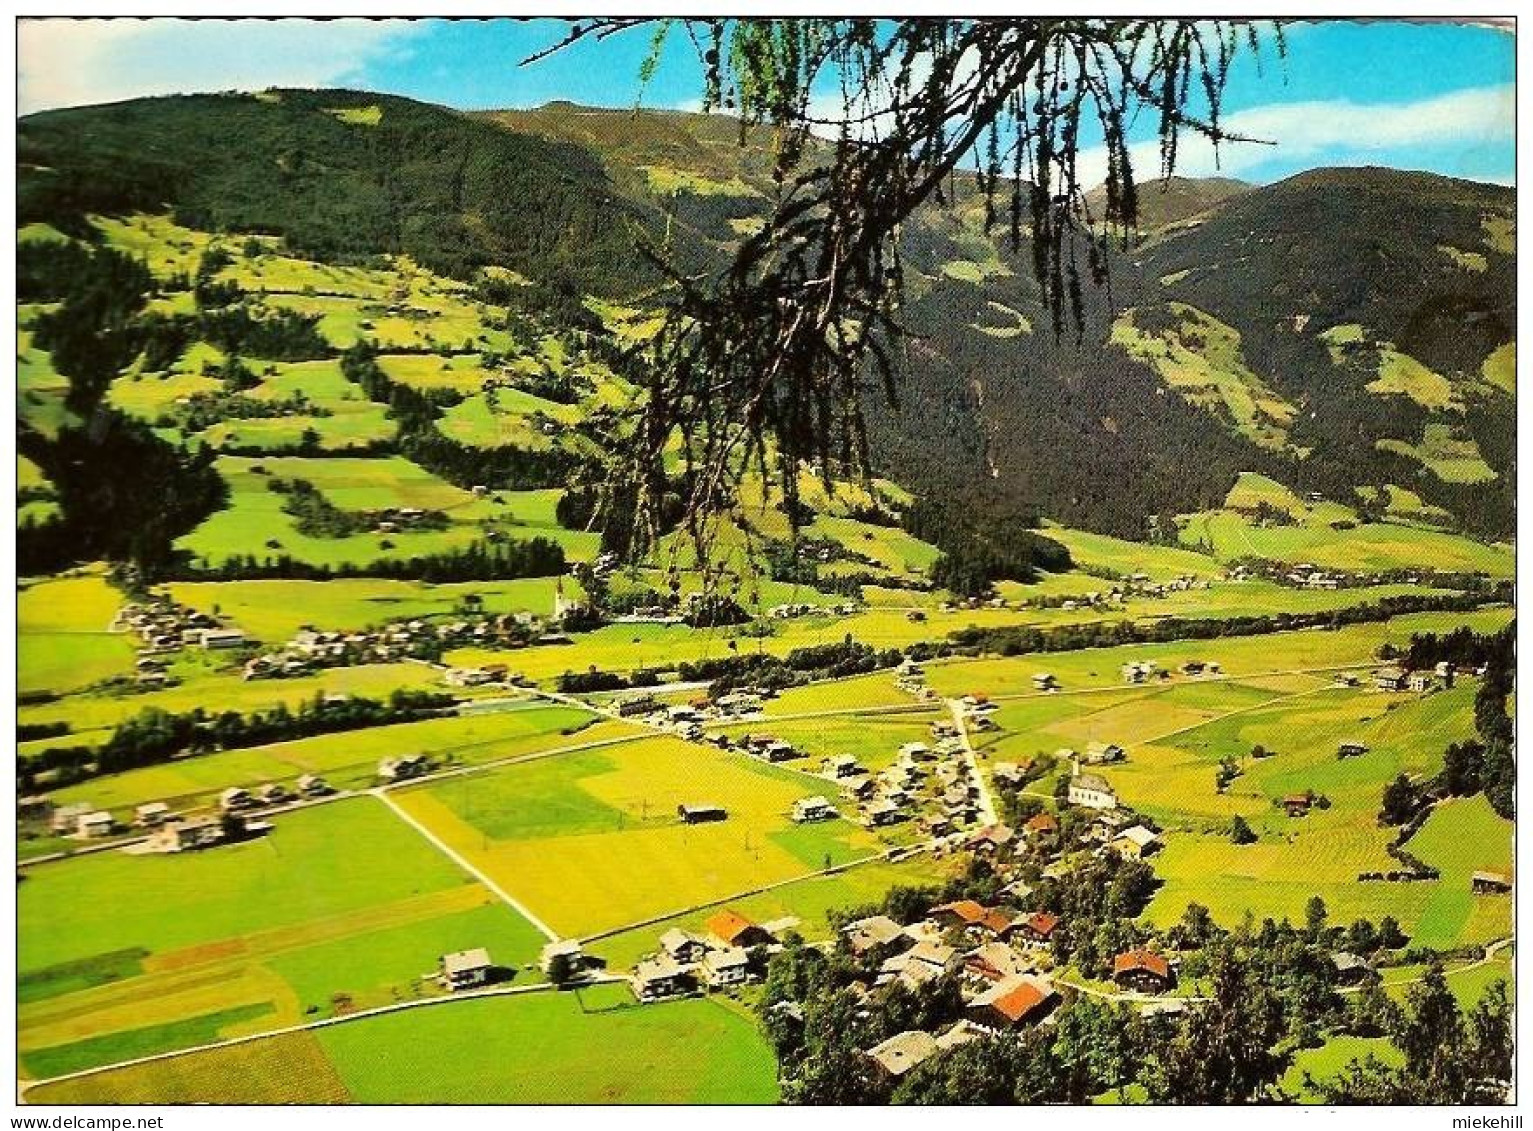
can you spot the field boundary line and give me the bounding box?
[18,975,625,1099]
[370,790,561,941]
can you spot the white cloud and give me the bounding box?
[18,18,428,115]
[1076,83,1514,187]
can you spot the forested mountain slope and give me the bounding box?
[18,90,1516,545]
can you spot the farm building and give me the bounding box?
[539,939,586,977]
[864,799,903,827]
[197,627,248,649]
[899,741,934,761]
[378,754,431,782]
[440,947,494,991]
[791,796,838,823]
[1373,666,1408,691]
[824,754,864,778]
[148,815,226,853]
[133,801,175,828]
[1331,952,1370,984]
[1068,770,1118,811]
[659,929,710,965]
[76,810,115,838]
[632,956,690,1001]
[219,787,256,812]
[1032,672,1058,691]
[699,947,752,988]
[966,974,1057,1032]
[297,773,334,797]
[615,695,660,719]
[677,803,728,824]
[1472,871,1513,894]
[1084,741,1127,765]
[1337,740,1369,759]
[50,802,93,834]
[17,795,51,821]
[1112,949,1173,993]
[705,909,772,950]
[1283,794,1314,817]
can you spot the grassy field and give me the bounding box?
[394,734,883,937]
[1110,304,1298,450]
[176,455,598,571]
[45,702,605,816]
[18,800,549,1080]
[29,985,778,1104]
[1402,796,1513,949]
[1139,684,1505,948]
[167,575,577,641]
[1179,503,1512,575]
[1378,422,1498,485]
[19,660,449,737]
[19,571,135,695]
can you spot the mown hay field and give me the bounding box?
[393,734,882,938]
[19,800,548,1081]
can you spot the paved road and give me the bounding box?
[372,790,562,941]
[947,698,999,826]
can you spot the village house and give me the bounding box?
[843,915,908,956]
[219,786,256,813]
[963,941,1032,985]
[1337,740,1370,759]
[929,900,990,929]
[841,776,876,801]
[824,754,864,778]
[1068,768,1118,811]
[1023,811,1059,842]
[197,627,248,649]
[1112,949,1173,993]
[297,773,334,797]
[705,909,772,950]
[50,801,93,835]
[863,1030,940,1083]
[1472,871,1513,894]
[965,823,1016,855]
[659,929,710,965]
[539,939,586,978]
[967,974,1058,1032]
[133,801,175,828]
[899,741,934,762]
[76,810,115,838]
[148,815,227,853]
[440,947,494,991]
[864,799,904,827]
[258,782,291,806]
[1011,911,1060,946]
[1331,951,1370,985]
[1032,672,1058,691]
[699,947,752,989]
[633,956,690,1001]
[877,940,956,990]
[677,803,728,824]
[715,691,762,716]
[1110,825,1161,859]
[17,795,51,822]
[615,694,660,719]
[1373,666,1408,692]
[1407,671,1436,693]
[791,796,838,823]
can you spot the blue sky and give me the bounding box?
[18,17,1515,185]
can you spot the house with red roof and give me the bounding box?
[1112,949,1173,993]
